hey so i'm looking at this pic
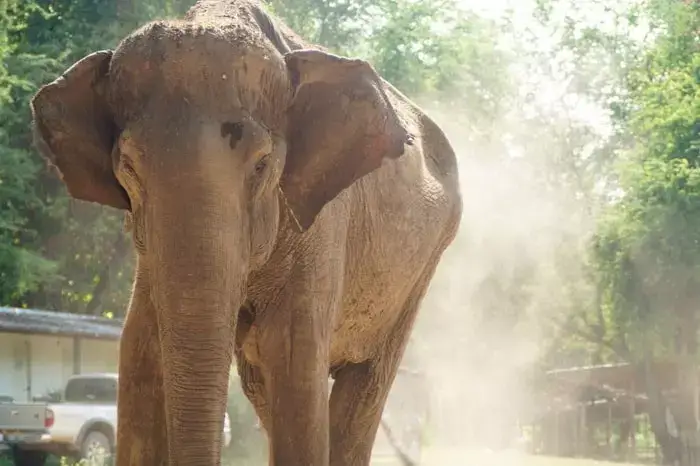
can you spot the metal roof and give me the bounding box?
[0,307,123,340]
[65,372,119,379]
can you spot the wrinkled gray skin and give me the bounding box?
[30,0,461,465]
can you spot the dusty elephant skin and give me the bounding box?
[29,0,462,465]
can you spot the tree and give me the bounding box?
[589,0,700,462]
[0,0,59,306]
[0,0,197,316]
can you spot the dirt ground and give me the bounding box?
[371,448,644,466]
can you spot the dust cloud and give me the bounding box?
[405,121,594,448]
[379,24,619,461]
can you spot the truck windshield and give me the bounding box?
[64,377,118,404]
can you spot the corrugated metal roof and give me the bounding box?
[0,307,123,340]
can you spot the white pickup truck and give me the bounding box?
[0,399,52,466]
[13,373,232,465]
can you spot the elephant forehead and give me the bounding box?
[109,20,292,130]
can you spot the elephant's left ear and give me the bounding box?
[281,49,413,232]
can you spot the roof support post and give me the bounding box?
[73,336,82,375]
[24,339,32,401]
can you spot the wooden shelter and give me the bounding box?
[520,361,699,463]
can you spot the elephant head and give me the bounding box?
[30,14,410,464]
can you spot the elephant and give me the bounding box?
[29,0,462,465]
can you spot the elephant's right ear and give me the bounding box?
[30,50,130,210]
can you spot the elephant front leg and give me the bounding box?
[116,269,169,466]
[328,358,402,466]
[329,254,444,466]
[258,327,331,466]
[255,287,334,466]
[329,282,433,465]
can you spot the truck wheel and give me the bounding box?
[12,448,48,466]
[80,430,113,466]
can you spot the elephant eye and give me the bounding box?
[254,155,269,174]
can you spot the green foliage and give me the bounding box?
[0,0,60,305]
[490,0,700,377]
[267,0,376,51]
[269,0,510,123]
[0,0,190,315]
[627,2,700,164]
[0,0,509,317]
[367,0,508,121]
[589,0,700,360]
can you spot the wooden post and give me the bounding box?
[607,402,612,457]
[579,404,587,457]
[73,336,82,374]
[695,374,700,431]
[695,375,700,465]
[572,408,578,457]
[629,379,637,461]
[554,410,560,456]
[655,439,660,464]
[24,339,32,401]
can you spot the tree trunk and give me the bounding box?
[674,309,700,466]
[645,359,684,465]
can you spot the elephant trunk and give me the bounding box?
[146,162,248,466]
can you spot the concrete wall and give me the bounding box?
[0,332,119,402]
